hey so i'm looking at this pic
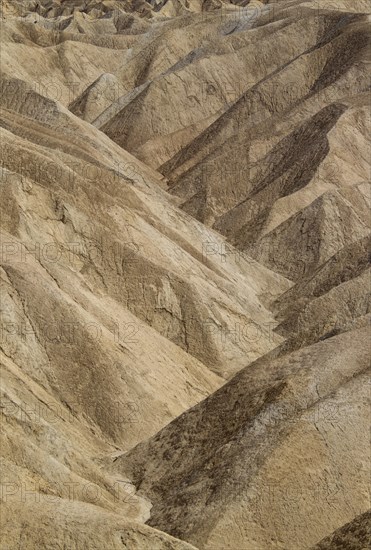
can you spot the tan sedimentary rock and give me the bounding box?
[0,1,369,548]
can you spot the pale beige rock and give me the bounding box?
[0,1,370,549]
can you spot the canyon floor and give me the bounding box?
[0,1,370,548]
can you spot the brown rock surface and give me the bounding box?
[114,327,370,549]
[0,1,370,548]
[310,509,371,549]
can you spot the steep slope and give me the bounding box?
[272,235,371,350]
[157,2,370,282]
[0,6,291,546]
[0,1,370,549]
[310,510,371,550]
[0,70,228,547]
[1,74,289,384]
[114,326,370,549]
[65,0,370,298]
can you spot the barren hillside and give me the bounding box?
[0,1,370,549]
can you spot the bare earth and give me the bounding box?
[0,1,370,549]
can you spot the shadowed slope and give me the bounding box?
[114,326,370,549]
